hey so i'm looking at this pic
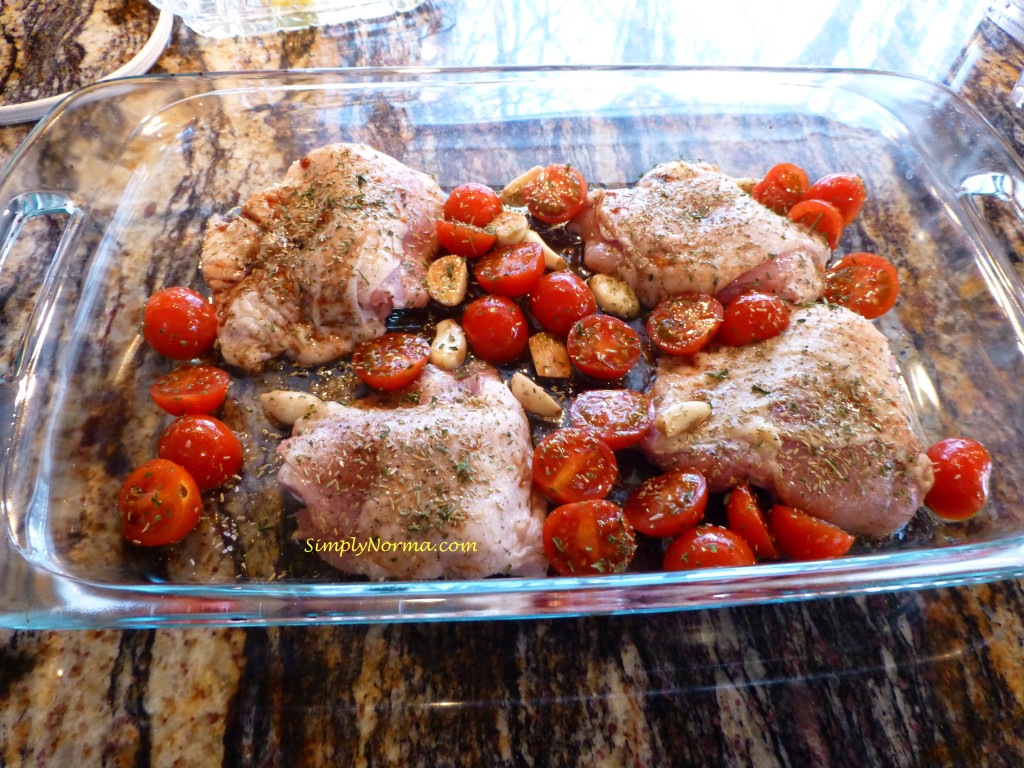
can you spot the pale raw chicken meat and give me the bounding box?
[641,304,934,538]
[202,143,444,372]
[572,160,830,307]
[277,364,548,580]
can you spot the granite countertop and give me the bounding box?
[3,2,1024,765]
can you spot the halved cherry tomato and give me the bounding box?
[804,172,866,225]
[528,271,597,336]
[443,182,502,226]
[158,414,244,490]
[119,458,202,547]
[725,484,780,560]
[823,252,899,320]
[663,526,756,570]
[150,365,230,416]
[924,437,992,521]
[787,199,844,250]
[568,389,653,450]
[473,242,545,298]
[532,427,617,505]
[769,504,855,561]
[436,218,496,258]
[543,499,637,576]
[566,315,641,381]
[142,287,218,360]
[462,295,529,365]
[624,469,708,538]
[351,333,430,391]
[752,163,810,215]
[647,293,724,356]
[524,164,588,225]
[716,291,790,347]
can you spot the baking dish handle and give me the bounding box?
[0,191,85,384]
[959,172,1024,221]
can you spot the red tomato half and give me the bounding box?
[158,414,244,490]
[647,293,724,356]
[150,365,230,416]
[716,291,790,347]
[142,287,218,360]
[663,526,756,571]
[524,164,589,225]
[528,271,597,337]
[473,242,545,298]
[568,389,654,450]
[725,484,780,560]
[351,333,430,391]
[787,199,844,250]
[823,252,900,320]
[532,427,618,505]
[924,437,992,521]
[543,499,637,576]
[443,182,502,226]
[752,163,810,215]
[566,315,641,381]
[462,295,529,365]
[624,468,708,538]
[118,458,202,547]
[769,505,854,561]
[436,218,496,258]
[805,172,866,225]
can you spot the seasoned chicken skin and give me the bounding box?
[572,161,829,307]
[202,143,444,372]
[277,364,547,580]
[642,304,934,538]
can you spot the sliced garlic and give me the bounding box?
[260,390,324,426]
[528,332,572,379]
[588,274,641,319]
[429,318,467,371]
[509,372,562,418]
[734,176,759,195]
[427,254,468,307]
[499,166,544,207]
[654,400,712,437]
[491,209,529,247]
[524,229,568,271]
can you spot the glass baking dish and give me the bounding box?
[2,66,1024,628]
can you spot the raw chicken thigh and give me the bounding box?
[202,143,444,372]
[572,160,830,307]
[641,304,934,538]
[277,364,548,580]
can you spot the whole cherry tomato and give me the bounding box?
[150,365,230,416]
[787,199,844,250]
[769,504,855,561]
[568,389,653,450]
[118,458,202,546]
[725,484,780,560]
[473,242,545,298]
[804,172,866,225]
[924,437,992,521]
[158,414,244,490]
[142,287,218,360]
[524,164,589,224]
[752,163,810,215]
[351,333,430,391]
[462,295,529,365]
[528,271,597,336]
[566,315,641,381]
[624,468,708,538]
[716,291,790,347]
[647,293,724,356]
[543,499,637,576]
[663,526,756,570]
[443,182,502,226]
[823,252,900,320]
[532,427,617,505]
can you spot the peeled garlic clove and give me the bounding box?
[499,166,544,207]
[427,254,468,307]
[430,318,468,371]
[528,332,572,379]
[509,372,562,418]
[588,274,641,319]
[260,390,324,426]
[491,209,529,247]
[524,230,568,271]
[654,401,712,437]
